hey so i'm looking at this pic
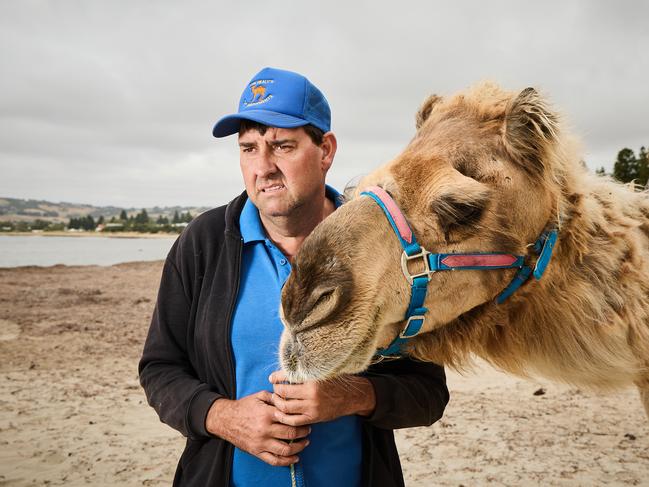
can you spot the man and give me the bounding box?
[139,67,449,487]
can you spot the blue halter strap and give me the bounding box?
[361,186,558,358]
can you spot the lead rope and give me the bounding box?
[288,441,306,487]
[289,462,305,487]
[282,380,306,487]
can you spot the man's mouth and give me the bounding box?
[260,184,285,193]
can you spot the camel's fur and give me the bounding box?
[279,82,649,417]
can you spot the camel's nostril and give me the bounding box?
[283,338,294,357]
[281,336,304,372]
[285,354,297,372]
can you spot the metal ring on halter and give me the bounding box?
[400,249,434,285]
[400,315,426,338]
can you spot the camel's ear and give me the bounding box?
[503,87,558,177]
[415,94,442,130]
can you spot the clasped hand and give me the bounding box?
[205,371,374,467]
[269,370,364,426]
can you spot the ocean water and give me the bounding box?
[0,234,178,267]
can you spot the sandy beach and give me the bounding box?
[0,261,647,486]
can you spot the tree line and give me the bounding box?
[69,209,194,233]
[1,209,194,233]
[598,145,648,187]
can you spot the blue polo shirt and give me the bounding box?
[230,186,362,487]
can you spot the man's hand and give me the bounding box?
[205,391,310,466]
[269,371,376,427]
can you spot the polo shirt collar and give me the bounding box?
[239,184,344,244]
[239,197,266,244]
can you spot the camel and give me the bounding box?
[279,82,649,417]
[250,84,266,101]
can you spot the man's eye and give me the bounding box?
[277,145,293,151]
[241,147,254,153]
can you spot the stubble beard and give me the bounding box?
[257,192,306,220]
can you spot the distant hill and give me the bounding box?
[0,197,211,223]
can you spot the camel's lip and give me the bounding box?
[284,329,349,379]
[287,316,379,380]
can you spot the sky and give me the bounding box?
[1,1,647,208]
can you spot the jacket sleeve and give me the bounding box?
[138,240,222,440]
[361,357,449,430]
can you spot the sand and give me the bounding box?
[0,262,647,486]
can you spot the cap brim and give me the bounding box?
[212,110,310,138]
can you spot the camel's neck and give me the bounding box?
[413,174,649,386]
[519,177,649,328]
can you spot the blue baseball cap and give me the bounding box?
[212,67,331,138]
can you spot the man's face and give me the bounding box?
[238,126,334,219]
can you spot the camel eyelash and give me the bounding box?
[432,196,487,232]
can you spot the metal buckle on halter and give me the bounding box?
[370,354,402,364]
[400,249,434,285]
[400,315,426,338]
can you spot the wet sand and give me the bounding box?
[0,262,647,486]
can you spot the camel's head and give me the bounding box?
[280,82,568,381]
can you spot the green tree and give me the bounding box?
[135,208,149,224]
[637,146,648,188]
[69,215,94,231]
[46,222,65,232]
[97,215,105,225]
[156,215,169,225]
[172,210,180,224]
[182,211,193,223]
[119,210,128,221]
[32,219,49,230]
[612,148,638,183]
[81,215,95,231]
[595,166,606,176]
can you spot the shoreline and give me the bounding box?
[0,259,165,270]
[0,231,179,239]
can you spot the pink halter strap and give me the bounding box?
[364,186,413,244]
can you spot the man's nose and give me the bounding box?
[253,148,278,177]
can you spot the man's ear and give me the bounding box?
[321,132,337,172]
[415,94,442,130]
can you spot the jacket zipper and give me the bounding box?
[223,235,243,486]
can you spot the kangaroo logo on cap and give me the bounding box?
[243,79,274,107]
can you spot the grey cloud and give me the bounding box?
[1,0,647,207]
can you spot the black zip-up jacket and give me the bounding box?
[139,191,449,486]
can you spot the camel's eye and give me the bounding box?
[448,201,484,227]
[432,195,487,239]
